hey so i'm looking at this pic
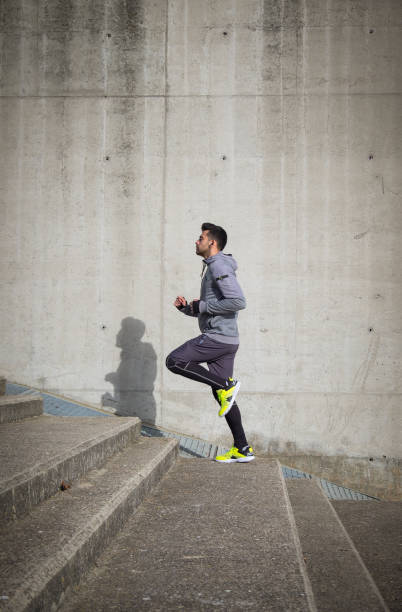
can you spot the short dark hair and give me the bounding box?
[201,222,227,251]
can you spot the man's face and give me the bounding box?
[195,230,212,257]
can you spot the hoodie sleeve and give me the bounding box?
[179,304,198,317]
[199,259,246,315]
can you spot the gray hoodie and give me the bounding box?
[181,251,246,344]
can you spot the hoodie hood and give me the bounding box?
[203,251,238,272]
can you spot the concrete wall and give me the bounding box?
[1,1,401,462]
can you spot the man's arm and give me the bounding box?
[198,262,246,315]
[174,296,198,317]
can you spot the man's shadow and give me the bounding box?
[102,317,157,424]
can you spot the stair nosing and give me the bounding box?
[0,417,142,521]
[315,480,390,611]
[1,418,140,490]
[279,460,318,612]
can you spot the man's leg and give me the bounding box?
[166,335,253,461]
[207,350,249,451]
[166,335,234,390]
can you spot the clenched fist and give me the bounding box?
[174,296,187,310]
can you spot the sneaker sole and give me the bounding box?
[214,455,255,463]
[236,455,255,462]
[218,381,241,417]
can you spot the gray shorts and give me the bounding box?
[167,334,239,383]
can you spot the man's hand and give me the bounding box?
[174,296,187,310]
[190,299,200,315]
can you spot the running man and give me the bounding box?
[165,222,254,463]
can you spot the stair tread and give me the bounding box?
[286,479,388,612]
[0,415,139,488]
[59,458,314,612]
[332,499,402,612]
[0,394,40,405]
[0,395,42,424]
[0,436,177,611]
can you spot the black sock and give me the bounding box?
[224,403,248,449]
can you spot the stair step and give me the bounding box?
[332,499,402,612]
[58,458,315,612]
[0,395,43,424]
[286,479,389,612]
[0,435,178,612]
[0,415,141,521]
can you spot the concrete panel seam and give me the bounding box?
[159,0,169,425]
[2,93,402,99]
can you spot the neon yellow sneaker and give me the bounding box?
[216,378,241,417]
[215,446,255,463]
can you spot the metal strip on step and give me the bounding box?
[281,464,379,501]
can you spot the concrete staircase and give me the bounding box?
[0,380,178,611]
[0,378,399,611]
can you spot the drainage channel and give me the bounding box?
[6,382,378,501]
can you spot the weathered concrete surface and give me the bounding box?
[0,394,42,423]
[332,498,402,612]
[165,390,402,463]
[281,454,401,501]
[0,415,141,520]
[0,436,178,612]
[286,479,389,611]
[0,1,401,465]
[59,458,316,612]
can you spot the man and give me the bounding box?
[165,222,254,463]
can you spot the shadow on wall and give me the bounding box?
[102,317,157,424]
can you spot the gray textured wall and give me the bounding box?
[0,0,401,461]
